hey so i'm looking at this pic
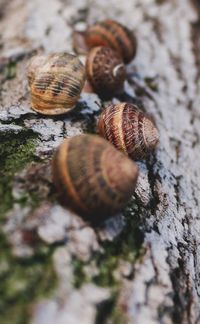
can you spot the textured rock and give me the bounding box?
[1,0,200,323]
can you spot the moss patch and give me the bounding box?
[0,233,57,324]
[0,129,38,218]
[70,197,146,322]
[93,198,145,287]
[72,258,89,288]
[1,62,17,80]
[71,197,145,288]
[0,129,57,324]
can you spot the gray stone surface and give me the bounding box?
[1,0,200,323]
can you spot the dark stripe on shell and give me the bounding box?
[86,28,114,48]
[101,20,134,62]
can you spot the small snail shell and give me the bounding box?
[86,46,126,99]
[27,53,86,115]
[85,20,137,63]
[52,134,138,221]
[97,103,159,160]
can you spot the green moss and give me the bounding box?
[70,198,146,322]
[92,198,146,323]
[109,306,127,324]
[71,197,145,289]
[0,130,37,171]
[0,129,57,324]
[72,258,89,288]
[14,191,42,211]
[0,233,57,324]
[92,198,145,287]
[0,130,38,219]
[2,62,17,80]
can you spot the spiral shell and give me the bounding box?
[27,53,86,115]
[52,134,138,221]
[85,20,137,63]
[97,103,159,160]
[86,46,126,99]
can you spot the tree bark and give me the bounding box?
[0,0,200,323]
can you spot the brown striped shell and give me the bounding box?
[52,134,138,221]
[97,103,159,160]
[85,20,137,64]
[86,46,126,99]
[27,53,86,115]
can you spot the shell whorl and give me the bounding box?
[27,53,86,115]
[52,134,138,221]
[86,46,126,99]
[97,103,159,160]
[85,19,137,63]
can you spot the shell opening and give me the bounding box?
[112,64,124,77]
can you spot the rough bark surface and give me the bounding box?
[0,0,200,323]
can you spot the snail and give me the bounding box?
[97,103,159,160]
[85,19,137,63]
[86,46,126,99]
[52,134,138,221]
[27,53,86,115]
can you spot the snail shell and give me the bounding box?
[97,103,159,160]
[85,20,137,63]
[27,53,86,115]
[86,46,126,99]
[52,134,138,221]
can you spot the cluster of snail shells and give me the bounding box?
[27,53,85,115]
[52,134,138,222]
[27,20,137,114]
[26,20,159,220]
[85,19,137,97]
